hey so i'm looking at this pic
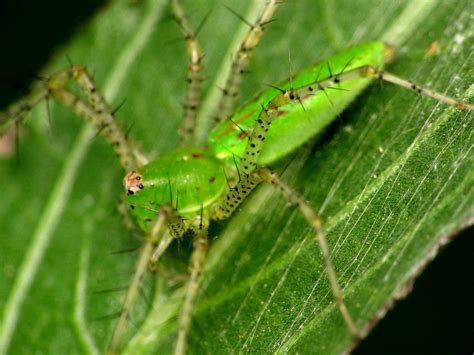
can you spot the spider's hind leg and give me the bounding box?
[364,66,474,110]
[255,168,361,338]
[212,166,361,338]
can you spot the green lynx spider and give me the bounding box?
[0,3,472,352]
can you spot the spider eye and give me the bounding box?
[124,171,144,194]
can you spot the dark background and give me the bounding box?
[0,1,472,354]
[0,0,107,107]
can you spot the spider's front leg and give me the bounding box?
[107,208,168,354]
[175,219,209,355]
[211,0,280,125]
[172,0,204,146]
[0,65,147,171]
[174,0,281,145]
[107,203,187,354]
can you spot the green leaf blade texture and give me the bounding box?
[0,0,472,354]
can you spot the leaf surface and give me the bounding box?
[0,0,472,354]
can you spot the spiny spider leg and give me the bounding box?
[0,83,48,134]
[213,60,473,336]
[175,220,209,355]
[364,66,474,110]
[255,168,360,336]
[107,204,180,354]
[109,2,283,351]
[212,0,280,124]
[0,65,147,171]
[172,0,205,146]
[215,62,474,195]
[156,5,286,344]
[149,204,188,270]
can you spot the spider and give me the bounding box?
[0,1,472,354]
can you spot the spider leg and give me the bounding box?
[215,61,474,208]
[255,168,361,337]
[174,218,209,355]
[212,85,292,219]
[0,65,148,171]
[211,0,280,126]
[214,165,361,337]
[149,207,188,271]
[211,58,474,338]
[361,66,474,110]
[213,167,360,337]
[107,204,182,353]
[172,0,205,146]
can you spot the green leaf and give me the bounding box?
[0,0,472,354]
